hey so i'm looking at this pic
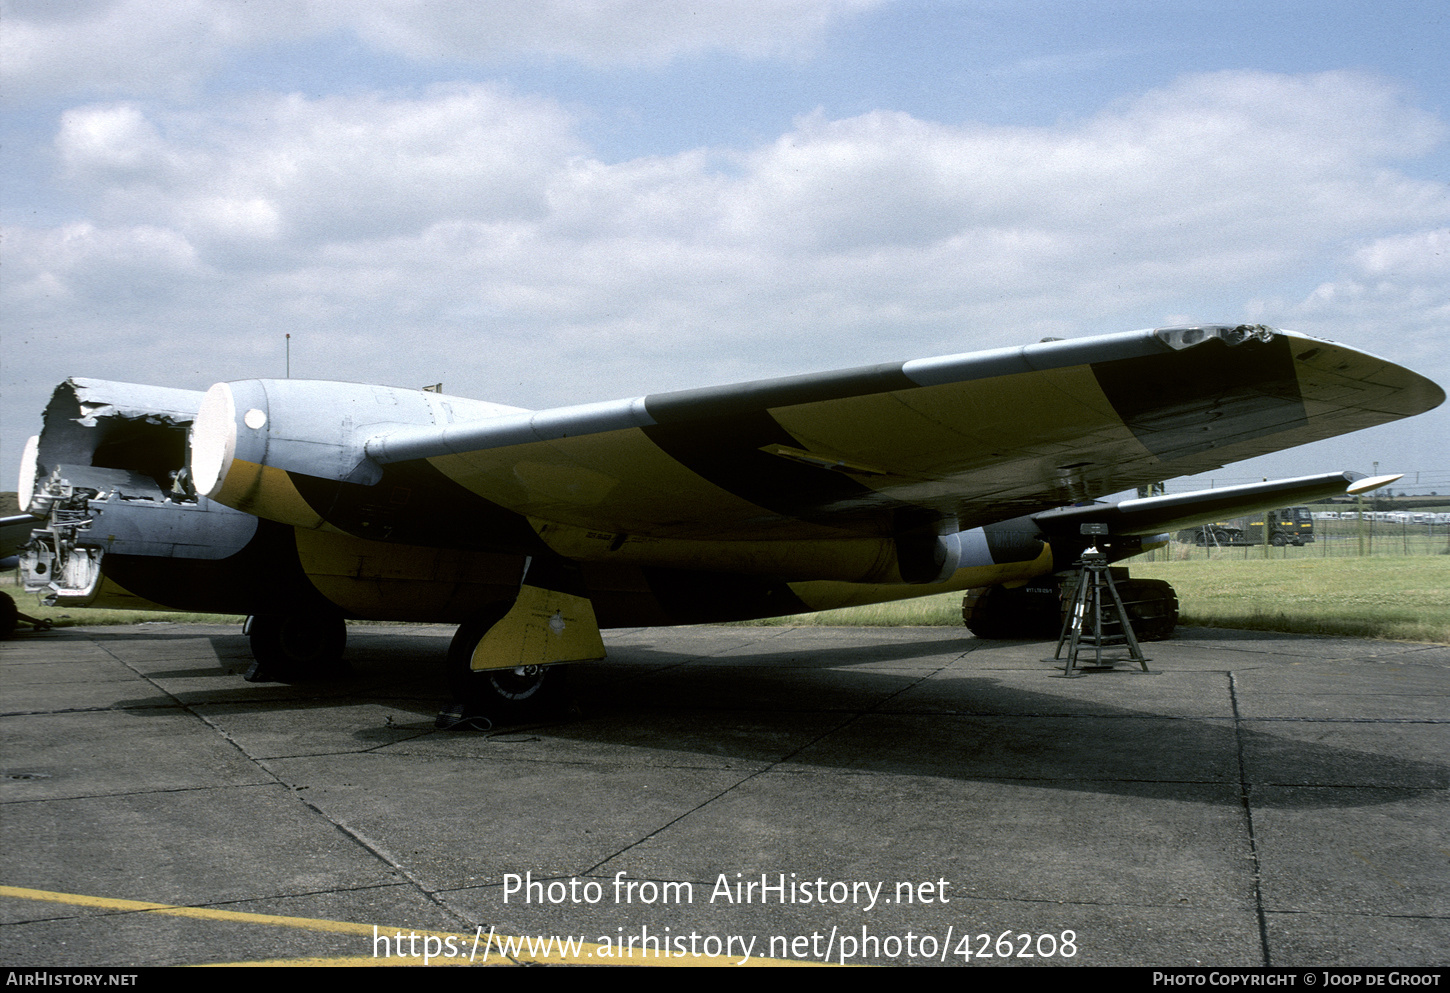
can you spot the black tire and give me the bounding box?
[245,612,347,681]
[1114,578,1179,641]
[1213,529,1231,545]
[962,582,1062,640]
[447,605,567,717]
[0,592,17,640]
[1271,533,1288,547]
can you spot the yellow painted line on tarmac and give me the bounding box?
[2,884,384,937]
[1,885,823,966]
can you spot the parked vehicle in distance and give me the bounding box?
[1176,507,1315,547]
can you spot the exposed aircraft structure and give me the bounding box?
[14,325,1443,712]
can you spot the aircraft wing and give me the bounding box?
[192,325,1444,546]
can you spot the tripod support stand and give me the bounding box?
[1050,548,1155,677]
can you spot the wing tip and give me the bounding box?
[1345,473,1403,495]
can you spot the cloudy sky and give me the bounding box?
[4,0,1448,498]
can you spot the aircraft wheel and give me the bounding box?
[0,592,17,640]
[447,606,568,717]
[962,582,1062,639]
[244,611,347,681]
[1115,579,1179,641]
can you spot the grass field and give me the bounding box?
[1,577,244,630]
[1127,556,1449,643]
[6,554,1448,643]
[728,555,1450,643]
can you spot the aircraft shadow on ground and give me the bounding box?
[82,628,1450,811]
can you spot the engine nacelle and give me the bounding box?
[899,526,1047,585]
[190,379,523,527]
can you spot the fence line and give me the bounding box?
[1135,515,1450,561]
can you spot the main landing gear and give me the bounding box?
[445,606,569,719]
[961,581,1063,640]
[963,572,1178,642]
[439,575,604,725]
[242,611,347,682]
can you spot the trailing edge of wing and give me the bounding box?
[1031,471,1401,538]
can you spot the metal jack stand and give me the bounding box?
[1049,528,1155,677]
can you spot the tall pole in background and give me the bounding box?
[286,334,291,379]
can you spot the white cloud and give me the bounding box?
[1247,227,1450,372]
[335,0,884,66]
[3,223,203,312]
[1353,228,1450,280]
[55,86,584,246]
[49,71,1444,278]
[6,70,1449,479]
[0,0,320,99]
[723,72,1447,260]
[1,0,882,98]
